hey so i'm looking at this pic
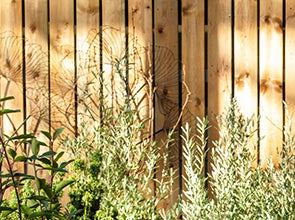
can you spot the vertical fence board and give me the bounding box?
[0,0,23,136]
[234,1,258,118]
[286,1,295,126]
[182,0,205,126]
[154,0,179,210]
[24,0,49,136]
[101,0,126,110]
[76,0,100,127]
[0,0,24,189]
[128,0,153,129]
[207,0,232,184]
[50,0,75,135]
[259,1,283,167]
[234,0,258,161]
[181,0,205,204]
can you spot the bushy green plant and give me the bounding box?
[0,96,74,220]
[181,99,295,219]
[64,101,176,219]
[64,55,177,219]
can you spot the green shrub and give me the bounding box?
[181,99,295,219]
[0,96,74,220]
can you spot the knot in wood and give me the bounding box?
[264,15,271,24]
[158,27,164,33]
[162,87,168,95]
[30,24,37,33]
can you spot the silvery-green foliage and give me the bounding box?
[181,117,212,219]
[180,99,295,219]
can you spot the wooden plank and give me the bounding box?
[0,0,24,191]
[0,0,23,136]
[207,0,232,193]
[76,0,100,127]
[49,0,75,136]
[24,0,49,136]
[101,0,126,111]
[208,0,232,127]
[286,1,295,131]
[259,0,283,168]
[182,0,205,129]
[234,0,258,162]
[234,0,258,118]
[128,0,153,132]
[181,0,205,209]
[154,0,179,211]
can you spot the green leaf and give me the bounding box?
[0,109,20,116]
[21,204,32,216]
[0,207,17,217]
[0,173,12,178]
[0,96,15,102]
[41,130,51,140]
[53,128,64,141]
[41,183,52,199]
[59,160,74,169]
[35,177,42,190]
[15,155,27,162]
[28,211,47,218]
[9,133,34,140]
[37,157,51,165]
[54,151,64,162]
[7,148,16,159]
[0,206,15,211]
[55,179,75,194]
[31,138,40,155]
[40,151,56,158]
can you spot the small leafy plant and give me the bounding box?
[181,99,295,219]
[0,96,74,220]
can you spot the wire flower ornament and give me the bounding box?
[0,28,190,138]
[0,32,48,135]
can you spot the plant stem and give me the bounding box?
[0,136,22,220]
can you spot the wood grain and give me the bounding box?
[24,0,49,136]
[49,0,75,135]
[154,0,180,211]
[76,0,100,127]
[286,1,295,132]
[207,0,232,191]
[259,0,283,168]
[0,0,23,136]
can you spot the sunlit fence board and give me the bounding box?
[101,0,126,111]
[76,0,100,127]
[286,1,295,132]
[182,0,205,127]
[259,0,283,167]
[234,0,258,118]
[0,0,23,136]
[49,0,75,135]
[234,0,258,163]
[181,0,205,206]
[154,0,180,210]
[24,0,49,136]
[207,0,232,190]
[128,0,153,128]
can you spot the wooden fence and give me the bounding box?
[1,0,295,208]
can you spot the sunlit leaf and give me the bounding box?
[0,96,15,102]
[0,109,20,116]
[41,130,52,140]
[31,138,40,155]
[7,148,16,159]
[53,128,64,141]
[55,179,75,194]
